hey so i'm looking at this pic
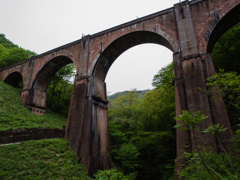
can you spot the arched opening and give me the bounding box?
[29,56,76,116]
[4,71,23,88]
[93,31,174,82]
[92,31,176,179]
[207,4,240,131]
[46,63,75,117]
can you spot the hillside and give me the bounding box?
[0,34,37,69]
[0,34,18,50]
[107,89,150,100]
[0,138,92,179]
[0,80,67,131]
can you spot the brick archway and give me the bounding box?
[92,31,175,82]
[25,55,75,115]
[0,0,240,178]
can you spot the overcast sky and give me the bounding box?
[0,0,180,94]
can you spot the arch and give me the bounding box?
[4,71,23,88]
[31,55,75,92]
[207,3,240,53]
[92,31,175,82]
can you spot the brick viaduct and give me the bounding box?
[0,0,239,178]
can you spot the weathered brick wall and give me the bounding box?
[88,8,179,77]
[0,128,65,144]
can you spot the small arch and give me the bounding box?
[31,55,75,92]
[4,71,23,88]
[92,31,174,82]
[207,4,240,53]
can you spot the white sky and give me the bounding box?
[0,0,180,94]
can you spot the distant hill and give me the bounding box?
[107,89,151,100]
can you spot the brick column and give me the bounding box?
[65,35,112,176]
[174,1,217,178]
[82,77,112,176]
[173,52,191,176]
[21,56,35,106]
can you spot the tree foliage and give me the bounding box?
[206,70,240,130]
[0,34,18,50]
[0,34,37,69]
[0,47,37,68]
[46,64,75,116]
[152,62,174,88]
[108,62,176,179]
[211,22,240,74]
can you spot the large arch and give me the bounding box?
[79,30,175,176]
[92,31,175,81]
[26,55,75,115]
[207,3,240,53]
[3,71,23,88]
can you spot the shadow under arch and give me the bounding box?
[27,55,75,115]
[4,71,23,88]
[207,3,240,53]
[92,31,175,82]
[31,55,75,92]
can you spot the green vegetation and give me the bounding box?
[175,111,240,180]
[211,22,240,74]
[46,64,75,117]
[107,89,150,101]
[206,69,240,130]
[95,169,136,180]
[107,63,176,180]
[0,138,92,180]
[1,18,240,180]
[0,34,18,50]
[0,34,37,69]
[0,80,67,131]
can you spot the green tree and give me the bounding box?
[111,89,141,119]
[0,44,6,56]
[141,87,175,131]
[0,34,18,50]
[46,63,75,116]
[0,47,37,68]
[211,22,240,74]
[206,70,240,130]
[112,143,141,174]
[108,62,176,179]
[152,62,174,88]
[174,110,217,180]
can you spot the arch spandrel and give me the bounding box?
[88,11,179,76]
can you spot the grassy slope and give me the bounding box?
[0,138,92,180]
[0,81,92,179]
[0,80,67,131]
